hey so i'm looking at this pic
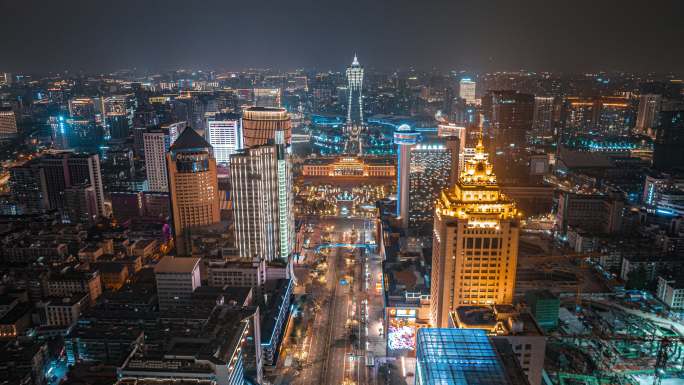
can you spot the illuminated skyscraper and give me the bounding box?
[430,139,520,327]
[635,94,662,137]
[167,128,220,255]
[459,78,477,104]
[394,124,419,228]
[230,131,293,261]
[531,96,555,144]
[482,90,534,151]
[242,106,291,148]
[205,113,242,164]
[408,143,452,231]
[0,107,18,139]
[346,55,364,154]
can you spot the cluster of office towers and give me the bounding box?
[394,121,521,328]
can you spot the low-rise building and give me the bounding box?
[66,323,144,365]
[46,268,102,304]
[40,292,89,327]
[154,256,201,312]
[449,306,545,385]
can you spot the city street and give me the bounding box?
[279,217,385,385]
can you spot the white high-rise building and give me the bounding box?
[230,131,293,261]
[459,78,477,104]
[143,129,171,192]
[206,113,242,164]
[163,121,187,145]
[394,124,420,229]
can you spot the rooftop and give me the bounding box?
[168,127,211,152]
[416,328,520,385]
[154,256,200,274]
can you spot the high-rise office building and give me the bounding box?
[167,128,220,255]
[531,96,555,144]
[459,78,477,104]
[206,113,242,164]
[408,143,453,231]
[18,152,106,218]
[253,88,281,108]
[9,164,48,213]
[437,123,466,185]
[163,121,187,145]
[63,184,99,224]
[242,106,291,148]
[482,90,534,151]
[0,107,18,139]
[143,128,171,192]
[230,131,293,261]
[653,100,684,171]
[102,94,135,126]
[635,94,662,137]
[68,98,97,120]
[394,124,420,229]
[430,140,519,327]
[107,113,130,140]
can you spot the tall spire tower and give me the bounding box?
[429,139,520,327]
[345,54,364,154]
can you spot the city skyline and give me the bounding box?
[1,0,683,73]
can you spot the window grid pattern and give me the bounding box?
[416,328,509,385]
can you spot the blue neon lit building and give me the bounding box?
[416,328,529,385]
[393,124,419,228]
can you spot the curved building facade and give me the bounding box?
[242,107,291,148]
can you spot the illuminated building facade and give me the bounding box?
[301,157,395,177]
[459,78,477,104]
[430,140,519,327]
[531,96,555,144]
[206,113,242,164]
[0,107,18,139]
[230,131,293,261]
[346,55,364,127]
[394,124,420,228]
[408,143,453,230]
[415,328,530,385]
[242,106,291,148]
[143,128,171,192]
[167,128,220,255]
[563,96,634,136]
[67,98,97,120]
[346,55,364,154]
[482,90,534,151]
[635,94,662,137]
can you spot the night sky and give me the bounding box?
[1,0,683,73]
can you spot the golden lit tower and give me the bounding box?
[167,128,220,255]
[430,138,520,327]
